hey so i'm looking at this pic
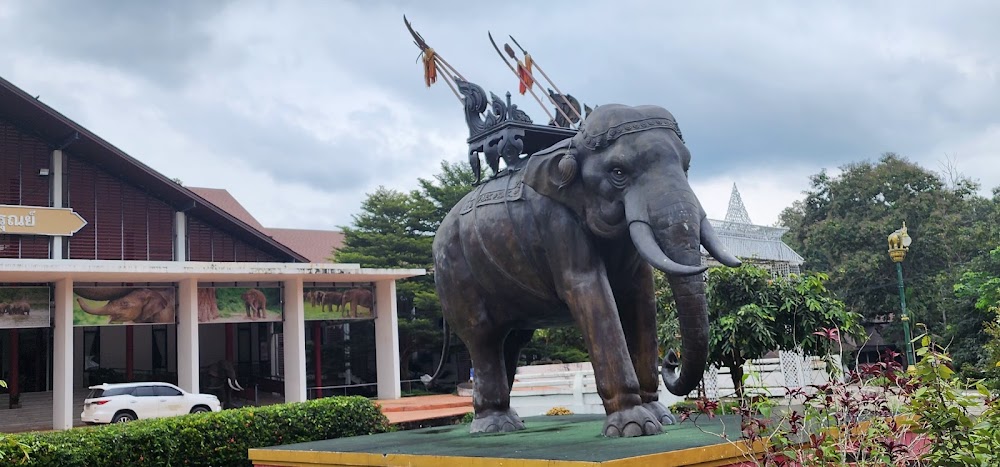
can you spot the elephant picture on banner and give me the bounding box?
[341,288,373,318]
[242,288,267,319]
[74,287,176,325]
[306,290,344,313]
[198,287,280,323]
[432,104,741,437]
[303,286,375,320]
[200,360,244,409]
[0,287,50,329]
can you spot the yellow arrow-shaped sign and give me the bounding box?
[0,205,88,236]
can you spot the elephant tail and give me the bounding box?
[422,319,451,389]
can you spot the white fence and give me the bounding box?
[508,352,841,416]
[509,362,683,416]
[701,351,841,400]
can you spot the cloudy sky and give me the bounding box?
[1,1,997,231]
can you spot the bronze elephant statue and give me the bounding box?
[200,360,244,409]
[75,288,175,324]
[432,104,741,437]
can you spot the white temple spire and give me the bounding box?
[725,183,753,225]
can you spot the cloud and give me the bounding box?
[0,1,998,231]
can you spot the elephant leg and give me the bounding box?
[464,326,524,433]
[562,274,661,437]
[442,291,523,433]
[504,329,535,391]
[614,263,676,426]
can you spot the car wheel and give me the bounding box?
[190,406,211,414]
[112,411,136,423]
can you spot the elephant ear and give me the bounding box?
[523,137,586,213]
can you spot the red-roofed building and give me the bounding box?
[187,187,346,263]
[0,75,423,430]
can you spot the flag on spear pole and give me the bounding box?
[422,48,438,87]
[517,53,534,95]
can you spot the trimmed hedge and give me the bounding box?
[1,396,390,466]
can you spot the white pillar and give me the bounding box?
[282,278,306,402]
[176,279,199,393]
[375,280,400,400]
[51,150,64,259]
[53,278,74,430]
[174,211,186,261]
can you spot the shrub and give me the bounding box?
[677,327,1000,466]
[545,406,573,416]
[1,396,389,466]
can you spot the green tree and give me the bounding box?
[334,161,476,381]
[953,245,1000,379]
[778,153,987,334]
[701,265,861,398]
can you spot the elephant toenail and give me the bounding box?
[622,422,643,437]
[604,426,621,437]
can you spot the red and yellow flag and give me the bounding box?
[422,48,438,87]
[517,53,534,95]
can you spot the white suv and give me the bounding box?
[81,382,222,424]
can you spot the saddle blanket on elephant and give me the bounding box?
[458,169,527,215]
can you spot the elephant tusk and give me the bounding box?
[700,220,742,267]
[628,221,707,276]
[227,378,243,391]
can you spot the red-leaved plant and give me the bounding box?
[676,325,1000,466]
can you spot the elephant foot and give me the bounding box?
[642,401,678,426]
[603,406,662,438]
[470,408,525,433]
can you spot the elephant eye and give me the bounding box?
[609,167,628,188]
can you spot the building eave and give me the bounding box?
[0,76,307,262]
[0,259,425,283]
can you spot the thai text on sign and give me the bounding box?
[0,205,88,236]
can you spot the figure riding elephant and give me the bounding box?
[200,360,244,409]
[432,104,741,438]
[75,288,175,324]
[241,288,267,319]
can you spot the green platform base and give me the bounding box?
[249,414,764,467]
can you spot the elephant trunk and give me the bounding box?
[74,287,134,301]
[77,297,114,316]
[626,191,714,396]
[660,274,709,396]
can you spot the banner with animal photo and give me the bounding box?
[0,286,51,329]
[73,286,176,326]
[197,286,281,323]
[304,284,375,321]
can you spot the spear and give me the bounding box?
[487,32,561,126]
[403,15,463,103]
[508,35,584,123]
[502,43,575,128]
